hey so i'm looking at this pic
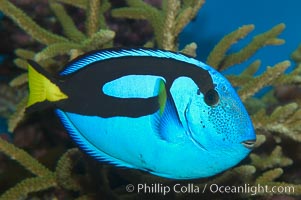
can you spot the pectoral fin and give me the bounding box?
[153,79,184,143]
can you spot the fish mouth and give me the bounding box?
[241,139,256,149]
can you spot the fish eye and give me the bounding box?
[204,89,219,106]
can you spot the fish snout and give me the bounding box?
[241,139,256,149]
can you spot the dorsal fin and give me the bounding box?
[60,48,201,75]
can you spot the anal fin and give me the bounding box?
[55,109,137,169]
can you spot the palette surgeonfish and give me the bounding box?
[26,48,256,179]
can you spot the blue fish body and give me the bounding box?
[27,48,256,179]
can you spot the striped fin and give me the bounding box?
[27,61,68,108]
[55,109,138,169]
[153,80,184,143]
[60,48,204,75]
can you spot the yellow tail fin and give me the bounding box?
[27,62,68,108]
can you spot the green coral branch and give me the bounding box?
[1,0,114,63]
[49,1,86,42]
[220,23,285,70]
[111,7,148,20]
[9,73,28,87]
[99,0,111,29]
[127,0,157,9]
[86,0,101,37]
[260,103,298,125]
[99,0,111,13]
[173,0,204,39]
[55,148,82,191]
[35,30,114,62]
[13,49,35,70]
[255,168,283,183]
[55,0,87,9]
[162,0,180,50]
[254,134,266,148]
[12,49,36,76]
[227,60,261,87]
[14,57,56,72]
[169,0,204,49]
[13,58,28,70]
[180,42,197,57]
[0,140,95,198]
[35,42,82,62]
[250,146,293,170]
[292,44,301,64]
[112,1,163,46]
[0,144,86,198]
[161,0,205,50]
[238,61,290,101]
[0,137,53,177]
[8,96,27,132]
[81,29,115,51]
[252,103,301,142]
[75,195,95,200]
[31,2,113,62]
[207,23,285,71]
[267,123,301,142]
[0,0,69,45]
[241,60,262,76]
[15,49,35,60]
[143,40,155,48]
[0,175,57,200]
[270,103,298,123]
[274,64,301,85]
[191,0,204,19]
[174,6,192,35]
[112,0,204,50]
[207,25,255,69]
[255,169,301,196]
